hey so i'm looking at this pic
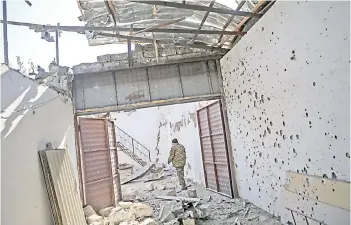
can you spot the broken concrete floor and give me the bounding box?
[120,172,281,225]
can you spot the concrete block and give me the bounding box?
[119,201,134,209]
[163,219,180,225]
[172,203,184,216]
[110,206,123,214]
[123,190,139,201]
[182,218,195,225]
[120,222,140,225]
[167,189,176,196]
[195,204,210,219]
[187,189,197,198]
[84,205,97,217]
[140,218,158,225]
[98,206,114,217]
[159,202,177,223]
[130,203,153,218]
[157,184,166,190]
[87,214,103,224]
[146,183,154,191]
[109,209,136,223]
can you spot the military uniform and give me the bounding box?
[168,142,187,189]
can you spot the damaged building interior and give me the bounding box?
[1,1,350,225]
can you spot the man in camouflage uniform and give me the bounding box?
[168,138,187,190]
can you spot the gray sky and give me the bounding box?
[0,0,127,70]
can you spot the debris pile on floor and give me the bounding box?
[83,163,281,225]
[117,163,281,225]
[84,202,156,225]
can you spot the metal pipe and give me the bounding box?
[55,22,60,66]
[2,0,9,65]
[1,20,245,36]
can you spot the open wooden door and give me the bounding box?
[77,117,121,210]
[197,101,234,197]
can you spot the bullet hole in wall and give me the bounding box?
[270,121,273,126]
[290,135,293,140]
[274,158,278,163]
[296,134,300,139]
[346,152,350,158]
[306,113,309,117]
[283,121,286,126]
[293,148,296,154]
[323,174,328,178]
[313,82,316,86]
[331,172,337,179]
[303,167,308,174]
[334,135,338,139]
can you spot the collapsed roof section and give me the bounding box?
[76,0,273,50]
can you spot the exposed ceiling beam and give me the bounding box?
[192,0,216,43]
[216,0,246,46]
[130,0,262,18]
[230,0,268,46]
[2,20,246,35]
[104,0,117,25]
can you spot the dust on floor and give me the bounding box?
[121,172,281,225]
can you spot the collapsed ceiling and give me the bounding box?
[76,0,274,50]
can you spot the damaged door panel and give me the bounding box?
[73,58,222,115]
[197,101,233,197]
[78,117,120,209]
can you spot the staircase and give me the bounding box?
[115,127,151,167]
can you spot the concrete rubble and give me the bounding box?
[82,164,281,225]
[109,163,282,225]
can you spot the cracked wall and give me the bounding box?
[220,1,350,222]
[112,100,215,184]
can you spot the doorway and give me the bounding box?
[197,100,234,197]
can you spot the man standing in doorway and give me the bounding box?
[168,138,187,190]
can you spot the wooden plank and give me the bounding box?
[285,171,350,210]
[282,190,350,225]
[230,0,267,46]
[216,0,246,45]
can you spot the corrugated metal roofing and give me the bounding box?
[76,0,272,49]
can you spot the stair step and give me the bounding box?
[117,142,147,166]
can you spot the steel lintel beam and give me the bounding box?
[1,20,246,36]
[75,94,222,116]
[131,0,262,18]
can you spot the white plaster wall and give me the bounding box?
[220,0,350,220]
[1,65,77,225]
[111,101,215,184]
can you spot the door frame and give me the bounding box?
[74,116,120,208]
[197,99,238,198]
